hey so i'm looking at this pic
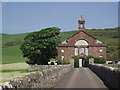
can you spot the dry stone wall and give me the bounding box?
[28,65,57,71]
[89,64,120,89]
[1,65,73,89]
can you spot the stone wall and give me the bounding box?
[89,64,120,88]
[28,65,57,71]
[1,65,73,89]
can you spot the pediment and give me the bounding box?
[67,30,96,40]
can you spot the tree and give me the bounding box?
[20,27,61,65]
[72,56,79,68]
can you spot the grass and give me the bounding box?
[60,30,78,42]
[0,69,28,73]
[0,62,53,83]
[2,45,28,64]
[2,33,29,45]
[113,66,120,68]
[0,63,32,83]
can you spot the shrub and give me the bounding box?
[72,56,79,68]
[50,58,56,62]
[56,58,70,65]
[84,56,94,67]
[94,57,106,64]
[56,58,62,65]
[63,60,70,64]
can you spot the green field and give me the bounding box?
[0,63,32,83]
[2,28,119,64]
[2,45,28,64]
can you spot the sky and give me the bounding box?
[2,2,118,34]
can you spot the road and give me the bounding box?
[54,67,107,88]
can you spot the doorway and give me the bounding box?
[79,58,85,67]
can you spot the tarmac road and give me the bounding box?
[54,67,107,88]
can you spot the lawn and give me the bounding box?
[0,62,53,83]
[0,63,32,83]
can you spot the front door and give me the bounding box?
[79,59,82,67]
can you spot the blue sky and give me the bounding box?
[2,2,118,34]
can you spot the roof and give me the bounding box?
[67,30,97,40]
[59,30,107,47]
[79,15,85,21]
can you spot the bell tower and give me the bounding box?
[78,15,85,31]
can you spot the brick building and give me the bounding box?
[58,16,107,67]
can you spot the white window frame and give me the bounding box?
[99,55,103,58]
[75,40,88,46]
[79,48,84,54]
[99,49,103,52]
[85,48,89,56]
[75,48,78,56]
[61,56,64,60]
[61,49,64,53]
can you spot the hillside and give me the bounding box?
[2,28,119,64]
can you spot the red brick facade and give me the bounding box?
[58,30,107,62]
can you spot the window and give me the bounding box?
[75,48,78,56]
[61,56,64,60]
[61,49,64,53]
[85,48,89,56]
[99,49,103,52]
[75,40,88,46]
[99,55,103,58]
[79,48,84,54]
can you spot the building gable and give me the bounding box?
[68,30,96,40]
[66,30,97,46]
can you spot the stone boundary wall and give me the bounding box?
[1,65,73,89]
[28,65,58,71]
[89,64,120,89]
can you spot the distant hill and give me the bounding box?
[2,28,119,64]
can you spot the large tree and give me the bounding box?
[20,27,61,65]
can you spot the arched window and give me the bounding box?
[74,40,89,56]
[75,40,88,46]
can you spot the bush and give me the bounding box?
[94,57,106,64]
[50,58,56,62]
[84,56,94,67]
[72,56,79,68]
[56,58,62,65]
[63,60,70,64]
[56,58,70,65]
